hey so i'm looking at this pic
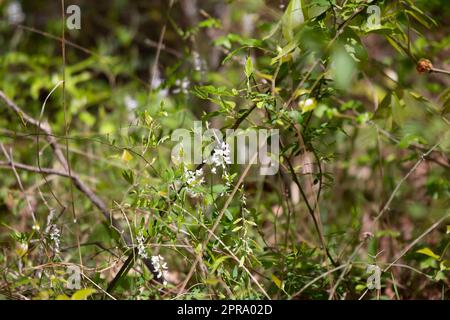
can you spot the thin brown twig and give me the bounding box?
[373,142,440,223]
[383,212,450,273]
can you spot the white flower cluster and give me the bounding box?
[149,68,169,97]
[45,209,60,254]
[136,232,148,259]
[209,141,231,174]
[124,95,138,111]
[6,1,25,24]
[173,77,190,94]
[183,167,205,197]
[208,140,234,195]
[151,255,168,286]
[192,51,202,72]
[49,227,61,254]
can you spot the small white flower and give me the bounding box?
[192,51,202,72]
[183,167,205,197]
[304,98,314,107]
[45,209,60,254]
[149,68,169,97]
[49,226,61,254]
[6,1,25,24]
[151,255,169,285]
[45,209,56,233]
[136,232,148,259]
[173,77,190,94]
[210,141,231,171]
[124,95,138,111]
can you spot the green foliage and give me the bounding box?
[0,0,448,300]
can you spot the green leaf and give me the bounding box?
[211,256,232,273]
[245,220,257,227]
[386,36,406,56]
[435,270,447,281]
[398,134,421,149]
[79,111,96,127]
[245,57,253,78]
[71,288,97,300]
[222,47,245,64]
[224,209,233,221]
[238,256,245,267]
[405,10,435,29]
[231,226,243,232]
[212,184,228,194]
[330,45,356,90]
[233,218,243,225]
[440,260,450,271]
[391,93,406,126]
[289,110,304,124]
[204,277,219,285]
[122,169,134,185]
[270,41,297,65]
[232,265,238,278]
[282,0,305,41]
[416,248,440,260]
[195,243,203,255]
[355,284,366,292]
[271,274,284,290]
[305,0,330,19]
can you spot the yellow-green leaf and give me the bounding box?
[194,243,203,255]
[271,274,284,290]
[211,256,232,273]
[71,288,97,300]
[440,260,450,271]
[232,226,243,232]
[121,149,133,162]
[245,57,253,78]
[293,88,310,99]
[416,248,440,260]
[204,277,219,285]
[238,256,245,267]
